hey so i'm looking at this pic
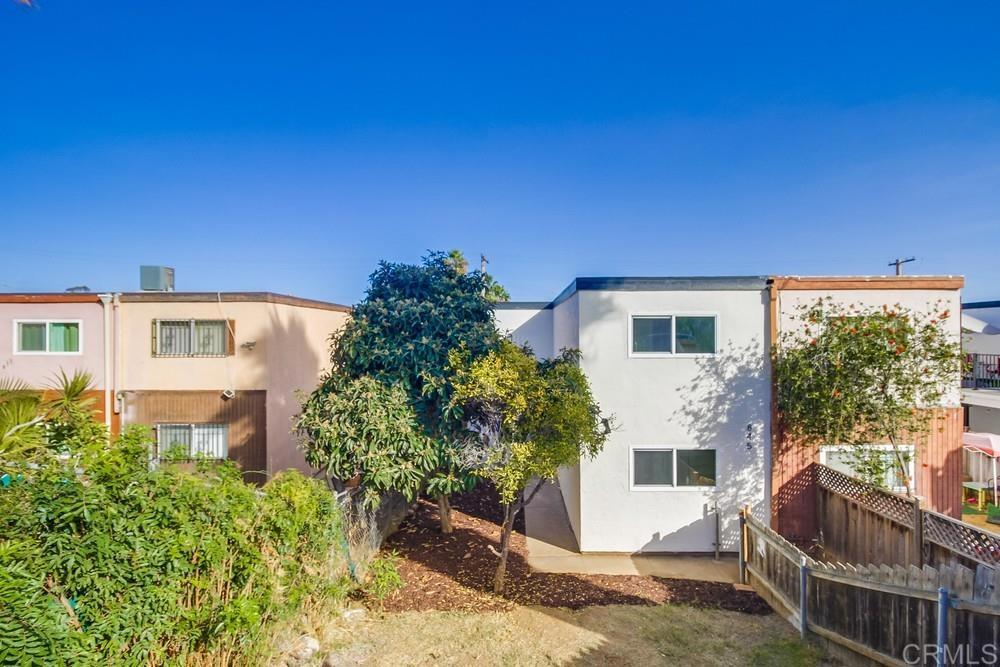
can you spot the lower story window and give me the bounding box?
[157,423,228,460]
[632,448,717,488]
[819,444,914,492]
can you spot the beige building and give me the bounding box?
[114,292,349,481]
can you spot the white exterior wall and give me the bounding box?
[969,405,1000,435]
[495,300,582,542]
[495,307,553,358]
[965,332,1000,355]
[577,289,769,553]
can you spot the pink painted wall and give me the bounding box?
[0,301,106,389]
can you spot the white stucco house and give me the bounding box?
[497,274,966,554]
[495,277,772,554]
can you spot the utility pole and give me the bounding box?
[888,256,915,276]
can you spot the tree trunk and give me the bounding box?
[493,499,519,594]
[437,494,453,534]
[888,435,912,497]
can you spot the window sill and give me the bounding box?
[629,485,717,492]
[628,352,718,359]
[13,351,83,356]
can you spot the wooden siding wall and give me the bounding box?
[125,390,267,483]
[772,407,964,541]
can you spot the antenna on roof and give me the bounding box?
[888,257,916,276]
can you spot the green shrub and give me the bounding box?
[364,550,404,601]
[0,426,351,666]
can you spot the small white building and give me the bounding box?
[498,274,966,553]
[496,277,772,554]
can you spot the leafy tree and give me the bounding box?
[450,340,610,593]
[774,298,963,494]
[304,250,503,531]
[297,374,437,506]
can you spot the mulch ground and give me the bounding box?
[379,483,771,615]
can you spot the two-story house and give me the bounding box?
[0,275,350,482]
[497,275,963,554]
[0,292,118,430]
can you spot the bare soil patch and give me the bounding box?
[380,483,770,614]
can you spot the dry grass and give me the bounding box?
[312,604,828,666]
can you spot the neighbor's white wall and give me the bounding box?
[965,332,1000,355]
[576,289,770,553]
[969,405,1000,435]
[494,307,553,358]
[778,289,963,407]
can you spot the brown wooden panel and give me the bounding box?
[915,407,963,520]
[124,390,267,483]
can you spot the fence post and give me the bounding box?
[738,507,747,585]
[799,555,809,638]
[913,497,924,568]
[937,586,949,666]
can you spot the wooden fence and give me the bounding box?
[816,464,1000,573]
[742,509,1000,666]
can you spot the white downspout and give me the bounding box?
[98,293,113,431]
[113,293,124,428]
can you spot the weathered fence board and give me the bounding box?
[743,508,1000,666]
[816,464,1000,574]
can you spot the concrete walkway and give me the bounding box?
[524,481,738,584]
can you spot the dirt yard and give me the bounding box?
[379,484,768,613]
[314,604,824,666]
[290,485,830,666]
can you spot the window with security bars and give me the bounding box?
[153,319,232,357]
[157,423,228,460]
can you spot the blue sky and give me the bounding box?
[2,2,999,304]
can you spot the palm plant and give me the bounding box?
[0,370,96,463]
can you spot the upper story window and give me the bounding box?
[153,319,233,357]
[630,315,716,356]
[631,447,717,489]
[14,320,82,355]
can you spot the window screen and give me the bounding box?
[675,316,716,354]
[677,449,716,486]
[158,424,228,460]
[634,449,674,486]
[158,320,192,356]
[632,317,672,353]
[17,323,47,352]
[194,321,227,355]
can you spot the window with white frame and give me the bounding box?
[630,315,716,356]
[631,447,717,488]
[156,423,229,460]
[14,320,82,354]
[819,444,915,493]
[154,319,229,357]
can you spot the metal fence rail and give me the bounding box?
[964,353,1000,390]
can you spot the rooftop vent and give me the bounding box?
[140,266,175,292]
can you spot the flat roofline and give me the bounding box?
[0,293,105,304]
[118,292,351,312]
[769,275,964,290]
